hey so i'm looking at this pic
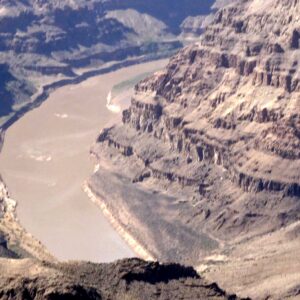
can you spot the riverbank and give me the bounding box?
[0,54,171,132]
[0,181,53,261]
[83,182,155,262]
[0,59,168,262]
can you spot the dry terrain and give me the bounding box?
[90,0,300,298]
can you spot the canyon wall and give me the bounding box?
[0,0,217,118]
[95,0,300,252]
[91,1,300,298]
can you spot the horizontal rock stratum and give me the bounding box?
[96,0,300,245]
[92,0,300,298]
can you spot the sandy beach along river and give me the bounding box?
[0,59,167,262]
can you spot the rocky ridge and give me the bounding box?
[0,258,244,300]
[91,0,300,298]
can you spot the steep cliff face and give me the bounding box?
[96,0,300,251]
[92,0,300,298]
[121,0,300,234]
[0,0,217,119]
[0,63,36,112]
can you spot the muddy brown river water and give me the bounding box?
[0,60,167,262]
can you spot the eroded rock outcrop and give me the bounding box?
[95,0,300,246]
[91,1,300,297]
[0,258,243,300]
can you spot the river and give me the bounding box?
[0,60,167,262]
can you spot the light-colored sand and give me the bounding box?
[0,59,168,263]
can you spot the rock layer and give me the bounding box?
[95,0,300,251]
[92,0,300,297]
[0,0,216,118]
